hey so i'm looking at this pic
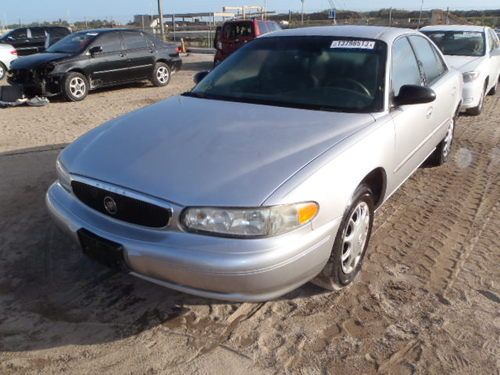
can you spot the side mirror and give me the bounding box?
[394,85,436,106]
[193,71,209,85]
[88,46,103,56]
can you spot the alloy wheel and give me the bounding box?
[341,201,370,274]
[156,66,169,84]
[69,77,86,98]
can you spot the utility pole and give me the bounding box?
[301,0,305,25]
[417,0,424,28]
[158,0,165,40]
[389,8,392,26]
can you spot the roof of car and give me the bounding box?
[261,25,419,43]
[78,28,138,34]
[420,25,487,32]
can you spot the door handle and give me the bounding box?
[426,107,433,119]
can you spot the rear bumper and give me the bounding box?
[46,182,338,302]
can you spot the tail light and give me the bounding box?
[176,46,181,53]
[10,50,17,55]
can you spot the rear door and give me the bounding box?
[88,32,127,86]
[121,31,155,80]
[29,27,47,53]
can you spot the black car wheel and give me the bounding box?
[151,62,171,87]
[312,184,374,291]
[0,62,7,81]
[63,72,89,102]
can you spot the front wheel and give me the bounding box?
[151,62,171,87]
[466,82,486,116]
[0,62,7,81]
[312,184,374,291]
[62,72,89,102]
[488,76,498,96]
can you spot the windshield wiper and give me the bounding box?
[181,91,207,98]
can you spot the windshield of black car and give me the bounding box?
[422,31,486,57]
[190,36,387,113]
[46,31,98,54]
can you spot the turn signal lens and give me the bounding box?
[297,202,319,225]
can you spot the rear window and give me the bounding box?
[422,30,486,57]
[222,22,254,40]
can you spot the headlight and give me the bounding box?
[182,202,319,238]
[56,158,72,193]
[462,71,480,83]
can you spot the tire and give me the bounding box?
[427,114,455,167]
[62,72,89,102]
[488,76,498,96]
[0,62,7,81]
[466,82,487,116]
[151,62,171,87]
[311,184,374,291]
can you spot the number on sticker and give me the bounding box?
[331,40,376,49]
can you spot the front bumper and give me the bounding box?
[7,72,62,97]
[46,182,338,302]
[460,80,484,110]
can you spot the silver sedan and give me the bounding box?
[46,26,462,301]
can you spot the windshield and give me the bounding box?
[189,36,387,113]
[422,31,486,57]
[46,31,98,54]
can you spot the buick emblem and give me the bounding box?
[103,196,118,215]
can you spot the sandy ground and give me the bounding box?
[0,54,499,374]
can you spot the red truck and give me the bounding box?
[214,19,281,66]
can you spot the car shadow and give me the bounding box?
[0,145,325,353]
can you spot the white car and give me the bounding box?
[0,43,17,81]
[421,25,500,115]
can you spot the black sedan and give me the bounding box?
[8,28,182,101]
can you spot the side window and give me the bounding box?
[8,28,28,40]
[391,37,422,96]
[258,21,269,34]
[408,36,446,85]
[122,31,148,50]
[30,27,46,40]
[95,33,123,53]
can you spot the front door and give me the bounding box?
[390,36,430,182]
[87,32,128,87]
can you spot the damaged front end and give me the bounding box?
[7,65,62,97]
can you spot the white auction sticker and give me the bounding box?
[330,40,376,49]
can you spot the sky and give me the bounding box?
[1,0,498,25]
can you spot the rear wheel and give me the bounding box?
[427,115,455,167]
[312,184,374,291]
[0,62,7,81]
[151,62,171,87]
[62,72,89,102]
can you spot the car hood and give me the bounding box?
[61,97,375,207]
[444,55,485,73]
[10,52,71,69]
